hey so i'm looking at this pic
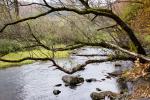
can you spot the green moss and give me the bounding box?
[0,49,70,69]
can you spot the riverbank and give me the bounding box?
[118,59,150,99]
[91,59,150,100]
[0,49,70,69]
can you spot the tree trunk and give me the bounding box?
[111,14,146,55]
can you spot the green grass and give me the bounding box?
[0,49,70,69]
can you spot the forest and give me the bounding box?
[0,0,150,100]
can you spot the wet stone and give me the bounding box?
[96,88,102,91]
[114,63,122,67]
[108,71,122,77]
[62,75,84,86]
[55,84,62,87]
[90,91,118,100]
[86,78,97,83]
[72,52,77,55]
[106,76,111,79]
[53,90,61,95]
[101,79,106,81]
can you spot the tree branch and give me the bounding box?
[75,54,108,57]
[43,0,54,8]
[19,2,47,7]
[0,56,133,74]
[97,24,118,31]
[113,0,144,4]
[0,7,112,33]
[79,0,90,8]
[0,4,146,55]
[76,41,150,62]
[0,57,51,62]
[0,9,54,32]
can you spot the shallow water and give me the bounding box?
[0,47,132,100]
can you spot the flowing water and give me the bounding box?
[0,47,132,100]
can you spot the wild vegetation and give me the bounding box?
[0,0,150,99]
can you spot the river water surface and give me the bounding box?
[0,47,132,100]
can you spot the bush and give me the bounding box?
[0,39,22,55]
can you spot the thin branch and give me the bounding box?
[43,0,54,9]
[58,0,65,7]
[113,0,144,4]
[13,44,44,51]
[79,0,90,8]
[53,44,85,51]
[0,57,51,62]
[91,15,98,21]
[0,9,53,32]
[19,2,47,7]
[97,24,118,31]
[74,54,108,57]
[27,23,51,50]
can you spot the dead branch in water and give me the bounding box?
[0,55,134,74]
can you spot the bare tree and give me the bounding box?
[0,0,150,74]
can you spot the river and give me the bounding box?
[0,47,132,100]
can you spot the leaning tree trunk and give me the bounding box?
[110,13,146,55]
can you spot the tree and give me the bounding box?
[0,0,146,55]
[0,0,150,74]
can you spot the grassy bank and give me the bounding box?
[0,49,70,69]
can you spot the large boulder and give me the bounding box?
[90,91,118,100]
[62,75,84,86]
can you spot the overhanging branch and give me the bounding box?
[0,7,111,33]
[0,57,51,62]
[0,56,133,74]
[0,10,54,32]
[76,41,150,62]
[0,3,146,55]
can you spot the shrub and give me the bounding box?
[0,39,22,55]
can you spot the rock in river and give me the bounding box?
[114,63,122,67]
[55,84,62,87]
[53,90,61,95]
[86,78,97,83]
[108,71,122,77]
[62,75,84,86]
[96,88,102,91]
[90,91,118,100]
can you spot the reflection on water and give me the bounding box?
[0,47,132,100]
